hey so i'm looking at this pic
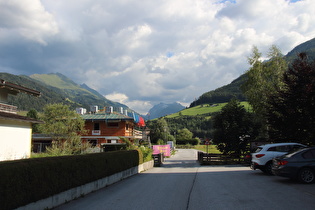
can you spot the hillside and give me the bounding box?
[191,37,315,107]
[150,102,250,139]
[190,74,247,107]
[146,102,185,120]
[167,101,251,118]
[286,37,315,62]
[0,72,127,112]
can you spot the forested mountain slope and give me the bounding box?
[190,37,315,107]
[0,72,126,112]
[145,102,185,120]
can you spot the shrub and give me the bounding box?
[0,150,140,210]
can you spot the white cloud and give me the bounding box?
[0,0,58,44]
[105,92,152,115]
[1,0,315,114]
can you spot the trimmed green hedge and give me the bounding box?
[0,150,140,210]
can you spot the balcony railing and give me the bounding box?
[0,103,17,114]
[92,130,101,135]
[133,129,143,138]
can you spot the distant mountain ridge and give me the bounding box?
[191,37,315,107]
[145,102,185,120]
[0,72,127,112]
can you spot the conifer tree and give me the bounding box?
[267,53,315,145]
[212,99,253,154]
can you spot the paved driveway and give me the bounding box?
[56,149,315,210]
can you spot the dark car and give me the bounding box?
[272,147,315,183]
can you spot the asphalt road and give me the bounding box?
[56,149,315,210]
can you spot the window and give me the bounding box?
[94,122,100,130]
[126,124,129,130]
[255,147,263,153]
[88,139,98,147]
[107,139,117,143]
[267,147,276,151]
[303,150,315,159]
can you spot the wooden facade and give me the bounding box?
[80,111,140,148]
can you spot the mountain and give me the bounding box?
[190,74,247,107]
[191,37,315,107]
[0,72,127,112]
[146,102,185,120]
[286,37,315,62]
[29,73,127,110]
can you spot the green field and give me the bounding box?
[194,145,221,153]
[165,101,251,118]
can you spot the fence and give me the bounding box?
[197,151,251,165]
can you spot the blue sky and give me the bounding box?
[0,0,314,114]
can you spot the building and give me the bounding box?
[0,79,42,161]
[79,106,146,151]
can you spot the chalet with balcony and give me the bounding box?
[79,106,146,151]
[0,79,42,161]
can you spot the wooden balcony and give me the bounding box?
[133,129,143,139]
[92,130,101,135]
[0,103,17,114]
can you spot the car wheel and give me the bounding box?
[298,168,315,184]
[264,162,273,175]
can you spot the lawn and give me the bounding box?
[166,101,251,118]
[193,145,221,154]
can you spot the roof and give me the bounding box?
[81,111,134,121]
[0,79,41,97]
[0,111,44,124]
[259,142,305,147]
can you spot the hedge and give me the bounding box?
[0,150,140,210]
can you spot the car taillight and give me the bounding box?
[255,154,265,158]
[277,160,288,166]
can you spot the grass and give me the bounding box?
[194,145,222,154]
[165,101,251,118]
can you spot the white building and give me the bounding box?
[0,79,42,161]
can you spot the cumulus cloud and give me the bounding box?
[1,0,315,114]
[0,0,58,44]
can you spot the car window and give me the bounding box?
[285,147,308,158]
[290,145,305,152]
[268,146,289,152]
[255,147,263,153]
[267,147,276,151]
[302,150,315,159]
[277,146,290,152]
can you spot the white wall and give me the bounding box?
[0,119,32,161]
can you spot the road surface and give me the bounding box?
[56,149,315,210]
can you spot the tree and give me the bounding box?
[212,99,254,154]
[241,45,287,140]
[177,128,193,141]
[26,108,40,133]
[39,103,90,155]
[176,128,193,145]
[266,53,315,145]
[148,118,172,144]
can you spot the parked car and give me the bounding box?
[251,143,307,175]
[272,147,315,183]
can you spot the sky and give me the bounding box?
[0,0,314,114]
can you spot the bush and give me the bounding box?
[0,150,140,210]
[176,138,200,145]
[138,146,153,162]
